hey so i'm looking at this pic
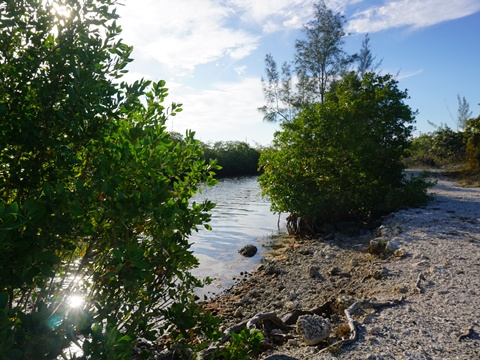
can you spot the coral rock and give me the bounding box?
[296,314,331,345]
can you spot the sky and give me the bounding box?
[116,0,480,146]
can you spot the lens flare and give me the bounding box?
[68,294,85,309]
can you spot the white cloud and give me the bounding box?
[228,0,316,33]
[164,77,276,144]
[396,69,424,80]
[117,0,259,74]
[234,65,247,76]
[228,0,360,33]
[347,0,480,33]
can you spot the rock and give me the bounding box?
[415,260,430,267]
[328,266,341,276]
[376,225,389,237]
[233,307,243,318]
[239,244,257,257]
[372,267,388,280]
[285,301,301,310]
[270,329,285,336]
[264,356,299,360]
[369,237,388,255]
[394,248,406,258]
[386,238,401,253]
[298,247,314,255]
[287,339,299,348]
[308,266,323,279]
[264,264,283,275]
[296,314,331,345]
[350,258,360,266]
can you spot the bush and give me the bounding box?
[405,126,465,168]
[405,133,437,167]
[259,72,431,235]
[431,126,465,164]
[465,115,480,170]
[0,1,218,358]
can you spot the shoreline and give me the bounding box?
[203,171,480,359]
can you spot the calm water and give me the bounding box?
[190,176,287,297]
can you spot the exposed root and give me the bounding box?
[221,320,248,343]
[458,325,474,341]
[221,311,290,343]
[247,311,290,331]
[221,298,403,352]
[317,298,404,354]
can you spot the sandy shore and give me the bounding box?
[204,171,480,359]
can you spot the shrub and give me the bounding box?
[405,126,465,168]
[221,328,264,360]
[259,72,431,235]
[465,115,480,170]
[405,133,437,167]
[0,1,218,358]
[431,126,465,164]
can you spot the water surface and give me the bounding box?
[190,176,287,297]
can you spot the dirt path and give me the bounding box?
[204,172,480,359]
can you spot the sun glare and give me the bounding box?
[68,294,85,309]
[52,3,71,18]
[43,0,72,20]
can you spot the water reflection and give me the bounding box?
[190,176,287,297]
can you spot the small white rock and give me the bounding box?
[296,314,331,345]
[386,238,401,253]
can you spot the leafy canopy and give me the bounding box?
[0,0,219,358]
[259,72,431,234]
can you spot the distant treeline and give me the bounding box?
[171,133,262,178]
[405,116,480,170]
[201,141,261,178]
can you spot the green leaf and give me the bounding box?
[6,202,18,214]
[118,335,132,342]
[112,249,123,260]
[76,179,84,191]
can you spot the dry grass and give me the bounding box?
[442,168,480,187]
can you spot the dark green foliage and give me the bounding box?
[405,133,437,167]
[202,141,261,178]
[406,126,465,167]
[465,115,480,170]
[0,0,219,358]
[431,127,465,164]
[259,72,432,235]
[220,328,264,360]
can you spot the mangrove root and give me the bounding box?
[317,297,404,354]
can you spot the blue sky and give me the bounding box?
[116,0,480,145]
